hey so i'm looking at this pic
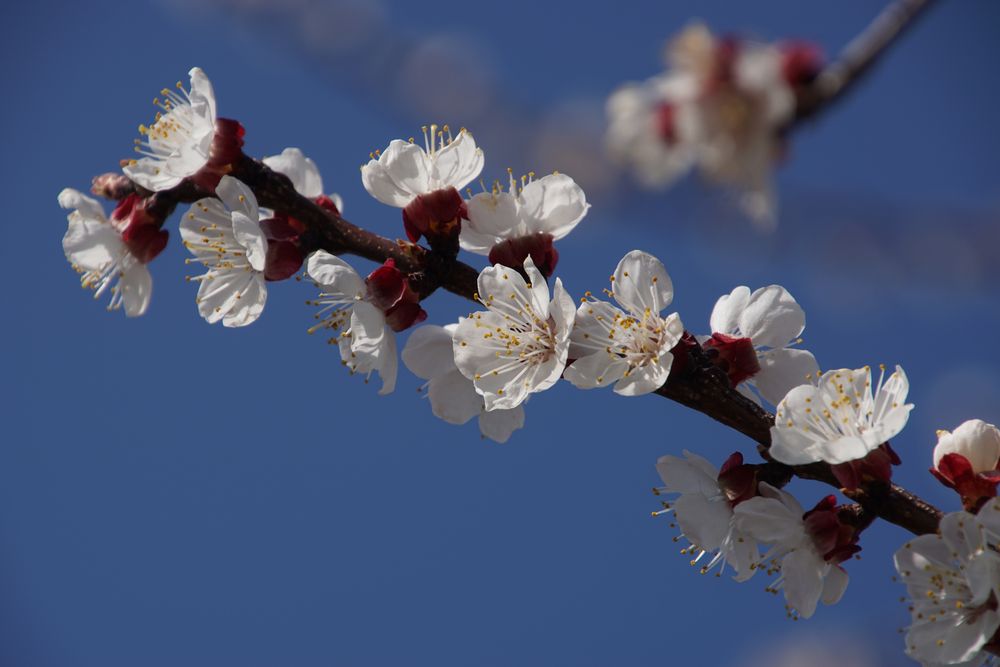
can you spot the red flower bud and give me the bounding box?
[831,443,901,490]
[191,118,246,191]
[931,453,1000,513]
[488,233,560,278]
[803,496,861,564]
[702,332,760,387]
[401,187,466,251]
[110,194,169,264]
[365,259,427,332]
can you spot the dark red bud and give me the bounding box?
[488,233,560,279]
[803,496,861,564]
[401,187,466,247]
[665,332,700,379]
[264,240,303,282]
[717,452,758,507]
[702,333,761,387]
[111,194,168,264]
[781,42,824,87]
[191,118,246,191]
[831,443,900,490]
[315,195,341,217]
[259,215,301,242]
[932,452,1000,512]
[366,259,408,312]
[656,103,677,144]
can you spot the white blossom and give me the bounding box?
[769,365,912,466]
[58,189,152,317]
[263,147,344,211]
[654,450,759,581]
[895,511,1000,666]
[306,251,398,395]
[735,483,851,619]
[708,284,819,405]
[935,420,1000,477]
[452,257,575,411]
[402,324,525,443]
[361,124,483,208]
[606,24,809,228]
[459,171,590,255]
[125,67,217,192]
[566,250,683,396]
[180,176,268,327]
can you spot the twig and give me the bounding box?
[794,0,938,124]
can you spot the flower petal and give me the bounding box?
[710,286,751,336]
[460,191,520,254]
[427,370,482,425]
[431,129,484,191]
[402,325,459,380]
[753,348,819,406]
[231,211,267,272]
[120,262,153,318]
[739,285,804,348]
[780,548,825,619]
[306,251,365,300]
[563,352,628,390]
[612,250,674,315]
[517,173,589,240]
[478,404,525,443]
[263,147,323,198]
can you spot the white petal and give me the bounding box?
[263,147,323,198]
[655,451,720,496]
[753,348,820,407]
[58,188,107,222]
[231,211,267,272]
[781,548,825,619]
[306,251,365,299]
[478,404,525,443]
[733,494,803,547]
[221,275,266,327]
[120,262,153,318]
[63,216,123,271]
[867,365,912,445]
[361,158,415,208]
[820,564,849,606]
[935,419,1000,472]
[427,370,482,425]
[349,301,388,357]
[674,494,732,551]
[123,158,185,192]
[612,250,674,316]
[563,352,628,390]
[709,286,751,335]
[379,139,432,198]
[431,129,484,191]
[215,176,260,222]
[460,191,519,254]
[403,325,459,380]
[739,285,804,348]
[187,67,217,124]
[517,173,589,240]
[614,360,671,396]
[376,329,398,395]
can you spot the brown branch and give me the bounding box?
[793,0,938,125]
[95,154,943,536]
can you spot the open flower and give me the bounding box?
[460,171,589,277]
[894,511,1000,666]
[402,324,525,443]
[769,365,913,466]
[361,124,483,244]
[705,285,819,405]
[452,257,575,411]
[307,251,427,395]
[565,250,684,396]
[735,484,856,619]
[180,176,268,327]
[124,68,244,192]
[59,189,156,317]
[932,420,1000,511]
[606,24,822,228]
[654,450,760,581]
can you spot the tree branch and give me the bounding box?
[794,0,938,124]
[97,152,943,537]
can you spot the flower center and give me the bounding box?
[132,81,199,165]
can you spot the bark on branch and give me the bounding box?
[106,154,943,537]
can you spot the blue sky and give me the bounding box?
[2,0,1000,665]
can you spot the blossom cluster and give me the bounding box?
[606,23,822,228]
[58,66,1000,664]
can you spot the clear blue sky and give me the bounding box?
[2,0,999,665]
